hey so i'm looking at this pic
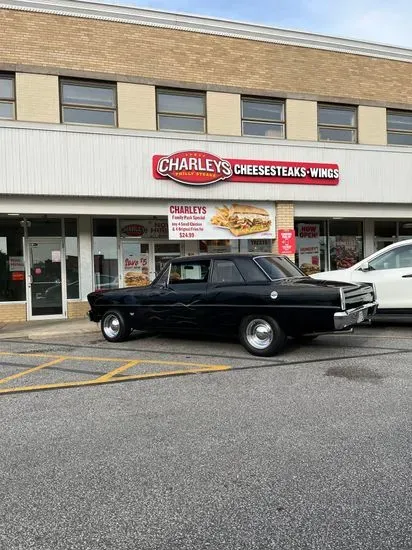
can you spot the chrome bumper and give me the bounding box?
[334,302,378,330]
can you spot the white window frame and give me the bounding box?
[0,73,15,120]
[60,79,117,127]
[156,89,206,133]
[387,109,412,146]
[241,97,285,139]
[318,104,357,143]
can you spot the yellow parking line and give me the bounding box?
[0,364,231,395]
[97,360,141,382]
[0,357,66,385]
[0,352,125,363]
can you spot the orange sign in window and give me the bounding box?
[11,271,25,281]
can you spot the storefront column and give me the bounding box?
[364,219,375,257]
[68,216,93,319]
[273,202,295,258]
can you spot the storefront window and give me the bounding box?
[374,221,397,238]
[294,221,327,275]
[398,221,412,238]
[64,218,79,299]
[93,218,118,290]
[329,220,363,270]
[200,240,240,254]
[28,217,62,236]
[0,219,25,302]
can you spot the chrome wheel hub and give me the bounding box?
[245,319,273,350]
[103,314,120,339]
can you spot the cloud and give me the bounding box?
[96,0,412,47]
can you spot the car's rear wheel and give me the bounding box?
[101,310,131,343]
[239,315,286,357]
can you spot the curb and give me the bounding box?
[0,324,100,340]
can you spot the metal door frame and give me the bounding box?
[25,237,67,321]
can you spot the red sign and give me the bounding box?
[153,151,339,186]
[121,224,145,237]
[277,229,296,255]
[11,271,25,281]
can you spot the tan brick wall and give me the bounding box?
[206,92,241,135]
[0,303,27,323]
[286,99,317,141]
[117,82,156,130]
[1,9,412,107]
[67,301,90,320]
[273,202,295,258]
[15,72,59,123]
[358,106,387,145]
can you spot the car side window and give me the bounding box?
[169,261,210,284]
[369,245,412,270]
[211,260,245,284]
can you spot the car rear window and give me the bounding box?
[254,256,303,280]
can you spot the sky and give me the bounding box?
[95,0,412,48]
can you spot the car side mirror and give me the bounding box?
[359,262,371,272]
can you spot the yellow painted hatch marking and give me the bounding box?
[97,360,141,382]
[0,357,66,385]
[0,364,231,395]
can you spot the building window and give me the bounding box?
[0,74,15,120]
[60,80,117,127]
[157,89,205,133]
[294,220,363,274]
[318,104,357,143]
[387,110,412,145]
[0,218,25,302]
[242,98,285,138]
[93,219,119,291]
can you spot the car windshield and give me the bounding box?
[254,256,303,280]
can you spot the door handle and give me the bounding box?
[402,274,412,278]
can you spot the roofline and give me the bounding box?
[2,0,412,63]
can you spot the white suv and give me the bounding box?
[311,239,412,314]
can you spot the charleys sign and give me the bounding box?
[153,151,340,186]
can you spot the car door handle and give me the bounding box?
[402,274,412,278]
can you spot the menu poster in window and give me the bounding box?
[296,224,321,275]
[8,256,24,272]
[123,254,150,287]
[333,236,359,269]
[168,203,274,240]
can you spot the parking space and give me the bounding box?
[0,323,412,396]
[0,350,231,395]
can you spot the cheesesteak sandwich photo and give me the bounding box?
[227,204,271,236]
[210,204,271,236]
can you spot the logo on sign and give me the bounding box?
[156,151,233,186]
[122,224,145,237]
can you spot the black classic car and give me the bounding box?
[87,254,378,356]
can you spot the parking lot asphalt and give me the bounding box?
[0,324,411,549]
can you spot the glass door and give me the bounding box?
[120,241,151,287]
[153,242,182,278]
[27,238,65,319]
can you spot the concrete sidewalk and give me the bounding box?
[0,318,100,340]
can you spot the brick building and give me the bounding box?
[1,0,412,322]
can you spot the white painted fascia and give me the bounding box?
[1,0,412,63]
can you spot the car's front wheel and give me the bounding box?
[239,315,286,357]
[101,310,131,343]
